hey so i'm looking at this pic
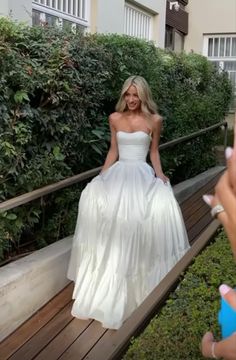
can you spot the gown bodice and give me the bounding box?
[117,131,151,162]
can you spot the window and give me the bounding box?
[207,36,236,58]
[203,35,236,110]
[124,2,153,41]
[32,0,89,29]
[165,26,184,52]
[165,25,173,49]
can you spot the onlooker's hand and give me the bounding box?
[203,118,236,257]
[201,118,236,360]
[213,171,236,257]
[201,331,236,359]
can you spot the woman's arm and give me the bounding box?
[149,115,169,183]
[100,114,119,173]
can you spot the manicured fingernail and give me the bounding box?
[202,194,213,206]
[225,147,233,160]
[219,284,231,296]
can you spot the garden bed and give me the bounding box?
[123,229,236,360]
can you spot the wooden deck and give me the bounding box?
[0,173,222,360]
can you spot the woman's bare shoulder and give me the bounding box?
[151,113,163,129]
[109,112,123,125]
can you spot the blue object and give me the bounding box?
[218,296,236,339]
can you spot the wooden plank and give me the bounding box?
[9,303,73,360]
[181,173,220,210]
[182,198,206,221]
[181,197,209,221]
[83,220,221,360]
[34,319,93,360]
[188,212,213,244]
[181,173,222,213]
[182,193,211,219]
[0,283,73,360]
[59,321,108,360]
[184,202,209,230]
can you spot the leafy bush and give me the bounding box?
[0,19,111,201]
[93,35,232,180]
[0,19,232,261]
[123,230,236,360]
[0,19,112,260]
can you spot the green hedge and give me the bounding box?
[123,230,236,360]
[93,34,232,182]
[0,18,232,260]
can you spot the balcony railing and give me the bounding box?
[32,0,89,27]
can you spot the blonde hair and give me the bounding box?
[115,76,158,117]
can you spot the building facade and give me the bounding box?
[165,0,188,52]
[91,0,166,47]
[0,0,167,48]
[185,0,236,111]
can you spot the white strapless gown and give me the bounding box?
[67,131,190,329]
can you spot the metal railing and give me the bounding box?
[0,121,227,212]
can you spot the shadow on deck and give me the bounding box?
[0,173,222,360]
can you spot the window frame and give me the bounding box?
[165,26,184,52]
[32,0,90,28]
[124,2,154,41]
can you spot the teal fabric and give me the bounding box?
[218,296,236,339]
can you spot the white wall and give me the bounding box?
[0,0,32,24]
[91,0,166,48]
[185,0,236,54]
[0,0,9,17]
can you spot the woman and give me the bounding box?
[202,119,236,359]
[67,75,190,329]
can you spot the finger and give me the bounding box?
[202,331,214,342]
[225,118,236,192]
[234,114,236,149]
[203,191,230,230]
[202,194,214,206]
[214,185,236,255]
[212,195,230,225]
[203,171,236,222]
[201,332,215,358]
[225,147,236,192]
[215,172,236,217]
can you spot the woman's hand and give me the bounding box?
[157,172,169,184]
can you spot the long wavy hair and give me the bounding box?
[115,76,158,117]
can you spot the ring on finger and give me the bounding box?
[210,204,225,219]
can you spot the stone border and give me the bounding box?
[0,236,72,341]
[174,166,224,203]
[0,166,224,341]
